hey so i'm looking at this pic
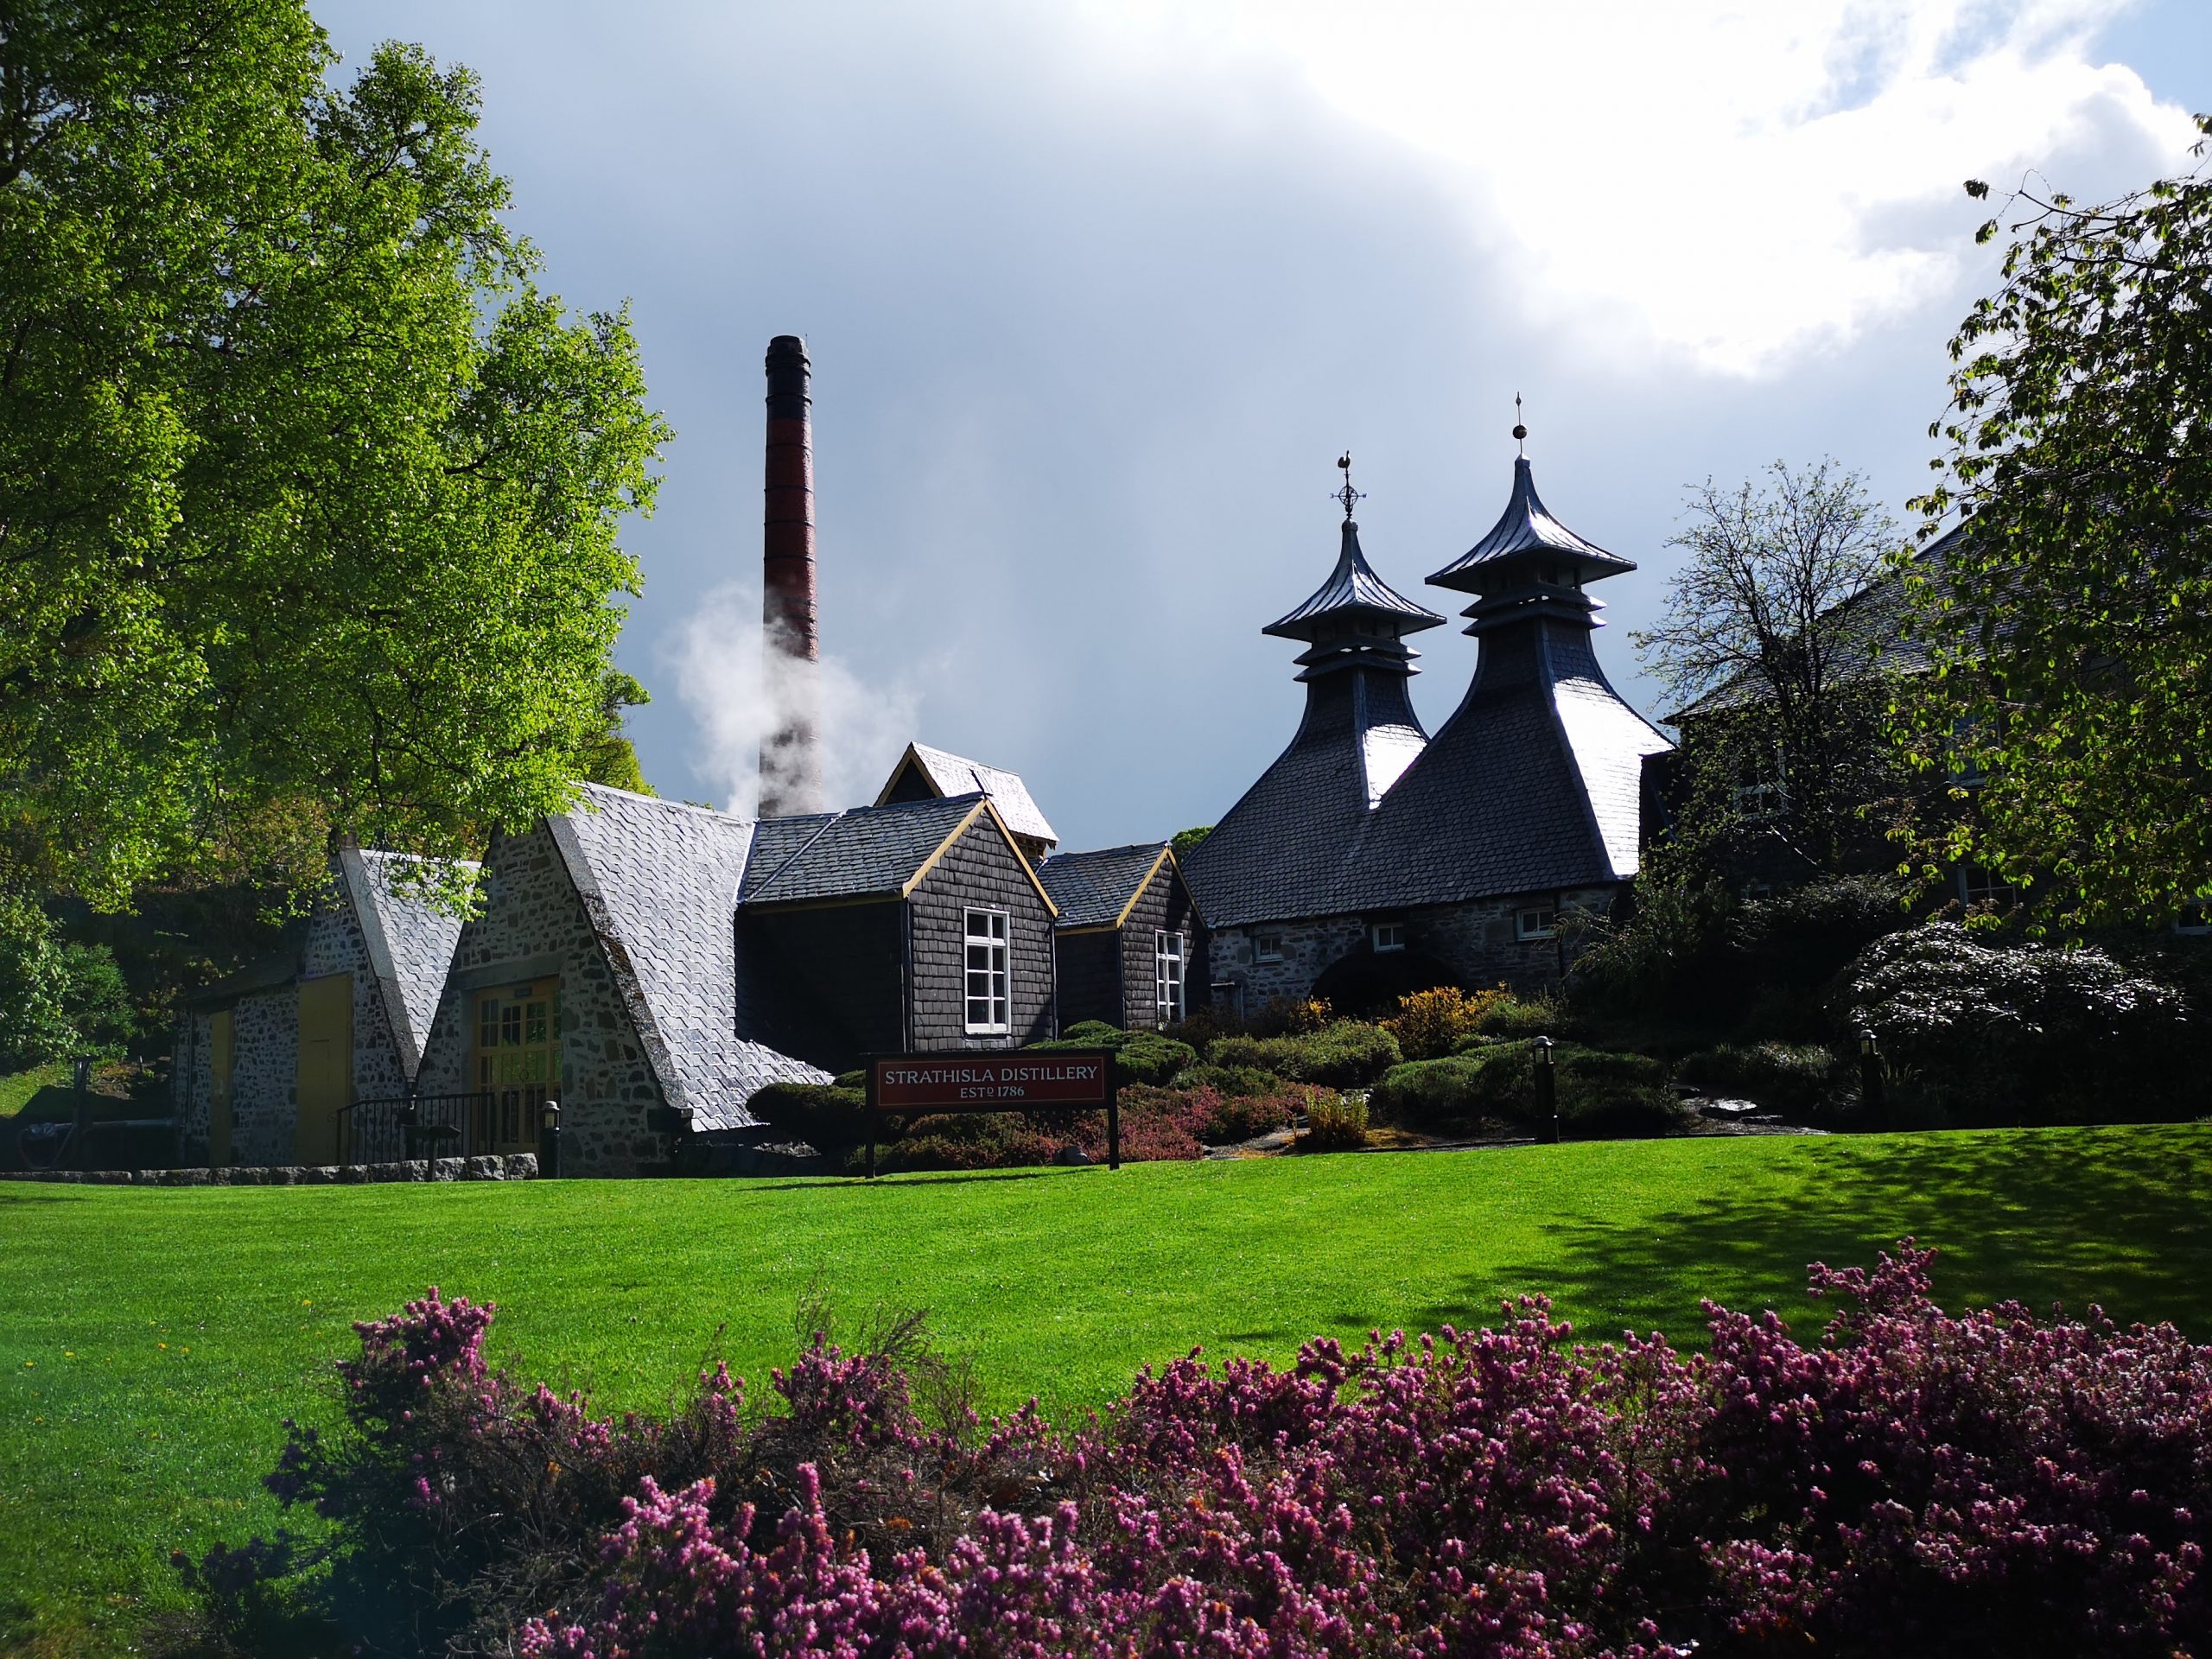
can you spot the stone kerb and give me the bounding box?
[3,1154,539,1186]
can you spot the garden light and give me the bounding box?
[1535,1034,1559,1145]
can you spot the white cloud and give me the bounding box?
[669,585,927,817]
[1077,0,2197,375]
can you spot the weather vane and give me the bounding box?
[1334,451,1363,520]
[1512,393,1528,457]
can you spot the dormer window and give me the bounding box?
[1371,922,1405,953]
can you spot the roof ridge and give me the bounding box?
[575,780,750,823]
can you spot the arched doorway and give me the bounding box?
[1311,947,1459,1019]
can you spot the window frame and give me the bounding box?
[1516,906,1557,943]
[963,906,1013,1036]
[1253,931,1285,964]
[1955,863,2015,910]
[1154,930,1186,1024]
[1370,921,1406,954]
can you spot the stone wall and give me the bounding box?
[1204,884,1624,1010]
[171,881,411,1168]
[416,822,670,1179]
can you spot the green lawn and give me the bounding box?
[6,1125,2212,1654]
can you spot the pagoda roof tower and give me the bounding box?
[1181,461,1446,930]
[1340,424,1672,910]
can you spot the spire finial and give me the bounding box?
[1333,451,1363,521]
[1512,394,1528,457]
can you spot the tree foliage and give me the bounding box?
[0,2,671,910]
[1633,461,1906,869]
[1904,122,2212,930]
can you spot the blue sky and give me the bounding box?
[315,1,2210,852]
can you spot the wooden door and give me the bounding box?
[294,974,353,1165]
[473,978,561,1154]
[208,1010,234,1166]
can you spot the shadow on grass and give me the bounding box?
[1481,1127,2212,1347]
[750,1168,1074,1194]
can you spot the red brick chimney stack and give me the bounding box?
[760,334,822,817]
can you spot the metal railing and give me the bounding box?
[340,1092,493,1166]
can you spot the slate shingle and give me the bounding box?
[1039,843,1170,928]
[345,849,473,1077]
[743,794,984,906]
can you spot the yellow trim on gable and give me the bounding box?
[899,798,1060,917]
[1107,846,1175,931]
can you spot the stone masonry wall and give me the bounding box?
[1205,884,1624,1010]
[222,985,299,1165]
[416,822,667,1178]
[300,893,410,1115]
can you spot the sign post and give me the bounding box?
[864,1051,1118,1178]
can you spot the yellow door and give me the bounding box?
[295,974,353,1165]
[208,1011,234,1166]
[474,979,561,1154]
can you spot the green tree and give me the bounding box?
[1633,461,1905,870]
[0,893,131,1065]
[0,2,671,914]
[1905,123,2212,930]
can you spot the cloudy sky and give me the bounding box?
[318,0,2209,851]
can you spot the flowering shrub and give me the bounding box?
[1839,921,2196,1122]
[193,1246,2212,1656]
[1382,984,1513,1059]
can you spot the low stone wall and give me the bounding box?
[4,1154,539,1186]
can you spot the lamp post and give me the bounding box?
[71,1055,91,1172]
[1535,1035,1559,1145]
[1858,1029,1885,1129]
[538,1100,562,1179]
[397,1085,420,1163]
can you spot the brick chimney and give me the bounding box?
[760,334,822,817]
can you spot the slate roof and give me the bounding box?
[742,793,995,906]
[1338,626,1673,907]
[1431,456,1637,590]
[548,785,829,1131]
[1265,520,1445,639]
[879,742,1058,851]
[1039,843,1172,929]
[1186,450,1673,928]
[341,849,474,1077]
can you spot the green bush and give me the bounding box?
[1030,1024,1198,1087]
[1372,1042,1685,1140]
[1205,1020,1402,1087]
[1177,1064,1290,1098]
[1678,1041,1840,1114]
[1465,995,1581,1042]
[748,1082,873,1147]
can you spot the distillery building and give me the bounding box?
[1182,441,1672,1012]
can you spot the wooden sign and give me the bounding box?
[863,1050,1118,1175]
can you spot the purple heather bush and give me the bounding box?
[193,1246,2212,1656]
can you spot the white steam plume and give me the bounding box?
[671,584,926,817]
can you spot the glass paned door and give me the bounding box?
[474,978,562,1153]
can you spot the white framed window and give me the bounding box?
[1154,931,1185,1023]
[1254,932,1284,964]
[1371,922,1406,953]
[1740,879,1775,902]
[963,907,1010,1034]
[2176,904,2212,937]
[1516,906,1557,942]
[1955,864,2014,908]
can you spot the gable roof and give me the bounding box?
[743,793,1056,912]
[1039,842,1175,929]
[878,741,1058,850]
[546,785,829,1130]
[340,849,473,1078]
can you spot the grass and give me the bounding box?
[5,1124,2212,1653]
[0,1063,67,1121]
